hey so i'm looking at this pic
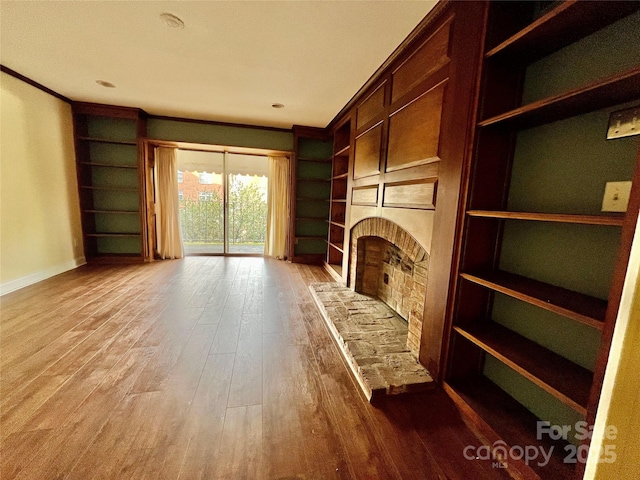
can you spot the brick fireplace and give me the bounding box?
[349,217,429,356]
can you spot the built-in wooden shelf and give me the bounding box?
[334,145,350,156]
[478,66,640,130]
[329,242,344,253]
[485,0,640,63]
[460,270,606,329]
[467,210,625,226]
[77,136,136,145]
[330,221,346,228]
[328,263,343,276]
[73,104,146,262]
[444,377,574,479]
[330,199,347,203]
[296,216,327,222]
[80,162,137,169]
[332,173,349,180]
[453,322,592,413]
[446,5,640,479]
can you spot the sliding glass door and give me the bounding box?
[176,150,268,255]
[227,154,268,253]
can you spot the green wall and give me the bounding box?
[147,118,293,151]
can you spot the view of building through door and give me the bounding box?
[176,150,268,255]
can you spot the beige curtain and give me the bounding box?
[155,146,184,259]
[265,155,290,259]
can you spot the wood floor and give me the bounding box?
[1,257,509,479]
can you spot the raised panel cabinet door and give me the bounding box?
[387,82,446,172]
[353,123,383,179]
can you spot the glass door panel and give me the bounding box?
[226,153,268,254]
[177,150,224,254]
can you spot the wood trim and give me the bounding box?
[1,64,71,103]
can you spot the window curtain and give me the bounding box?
[265,156,290,259]
[155,146,184,259]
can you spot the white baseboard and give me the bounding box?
[0,256,87,296]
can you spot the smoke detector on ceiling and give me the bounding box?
[272,103,285,109]
[160,13,185,29]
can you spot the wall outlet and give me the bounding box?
[601,181,632,212]
[607,106,640,140]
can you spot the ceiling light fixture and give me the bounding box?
[96,80,116,88]
[272,103,285,109]
[160,13,185,29]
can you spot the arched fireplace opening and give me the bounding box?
[350,218,429,356]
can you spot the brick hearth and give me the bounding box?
[309,282,434,401]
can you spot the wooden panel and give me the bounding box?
[351,186,379,206]
[383,180,437,209]
[357,83,386,130]
[383,161,440,185]
[387,82,446,172]
[391,19,451,103]
[353,123,382,179]
[349,205,378,229]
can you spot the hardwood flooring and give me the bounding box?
[1,257,509,479]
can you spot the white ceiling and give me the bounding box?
[0,1,437,129]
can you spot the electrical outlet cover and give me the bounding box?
[601,181,632,212]
[607,106,640,140]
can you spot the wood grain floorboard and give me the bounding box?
[1,257,510,480]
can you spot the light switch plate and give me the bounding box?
[607,106,640,140]
[601,181,632,212]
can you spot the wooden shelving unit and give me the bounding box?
[459,270,607,328]
[478,67,640,130]
[445,3,640,479]
[290,127,333,264]
[72,103,147,262]
[324,120,351,280]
